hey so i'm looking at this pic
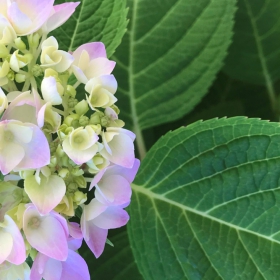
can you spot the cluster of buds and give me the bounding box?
[0,1,139,279]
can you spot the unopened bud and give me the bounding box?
[66,85,76,98]
[73,191,87,205]
[56,145,65,157]
[7,70,14,81]
[14,37,26,50]
[15,73,25,83]
[71,168,84,176]
[74,176,86,188]
[0,45,9,58]
[28,33,40,48]
[32,64,43,77]
[75,100,89,115]
[101,116,110,127]
[90,112,104,125]
[68,97,78,108]
[64,114,80,126]
[58,168,69,178]
[79,115,89,126]
[49,156,57,167]
[110,104,120,114]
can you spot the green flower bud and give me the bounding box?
[23,53,33,64]
[66,85,76,98]
[56,145,65,157]
[15,74,25,83]
[28,33,40,48]
[14,37,26,50]
[68,97,78,109]
[110,104,120,114]
[19,170,34,179]
[73,191,87,205]
[79,115,89,126]
[74,176,87,188]
[71,168,84,176]
[49,156,57,167]
[32,64,43,77]
[67,182,78,193]
[101,116,110,127]
[75,100,89,115]
[0,45,9,58]
[88,124,101,135]
[58,168,69,178]
[7,70,14,81]
[64,114,80,126]
[89,112,104,125]
[71,119,79,128]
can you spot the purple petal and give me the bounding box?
[95,174,132,206]
[14,123,50,171]
[31,253,62,280]
[10,0,55,35]
[61,250,90,280]
[23,206,68,261]
[81,214,108,258]
[46,2,80,32]
[4,215,26,265]
[103,159,140,183]
[93,206,129,229]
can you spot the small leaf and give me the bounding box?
[129,117,280,279]
[114,0,236,130]
[51,0,128,57]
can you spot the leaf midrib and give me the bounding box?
[243,0,276,107]
[132,183,280,245]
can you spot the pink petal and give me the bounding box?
[0,231,13,264]
[93,206,129,229]
[46,2,80,32]
[7,2,32,35]
[73,42,107,63]
[5,215,26,265]
[95,175,132,206]
[14,124,50,171]
[81,215,108,258]
[100,132,135,168]
[0,142,24,175]
[23,206,68,261]
[11,0,54,35]
[68,222,83,239]
[67,237,82,251]
[105,159,140,183]
[89,168,106,191]
[84,198,107,221]
[31,253,62,280]
[61,250,90,280]
[85,57,115,78]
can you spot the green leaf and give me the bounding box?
[81,230,143,280]
[223,0,280,85]
[51,0,128,56]
[128,117,280,279]
[113,0,236,131]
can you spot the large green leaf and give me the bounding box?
[51,0,128,56]
[80,230,143,280]
[128,117,280,279]
[113,0,236,132]
[223,0,280,86]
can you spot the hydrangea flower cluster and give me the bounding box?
[0,1,139,279]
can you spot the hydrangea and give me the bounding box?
[0,1,139,279]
